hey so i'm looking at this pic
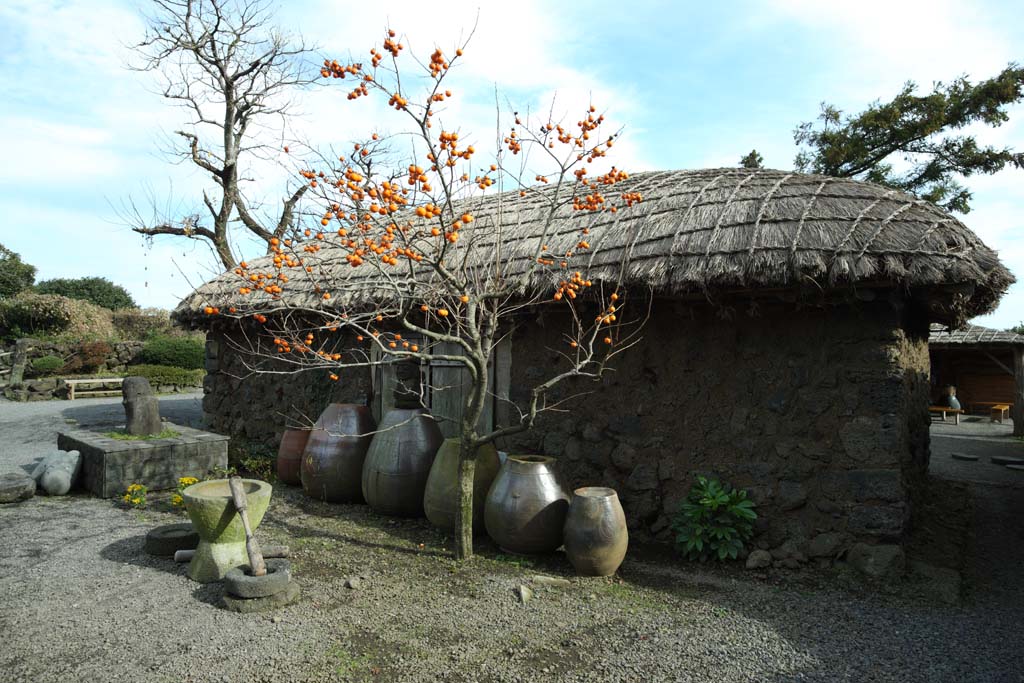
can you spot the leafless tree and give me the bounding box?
[127,0,318,270]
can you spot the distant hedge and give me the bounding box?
[0,292,116,342]
[34,277,136,311]
[111,307,173,340]
[126,364,205,387]
[139,336,204,369]
[31,355,65,375]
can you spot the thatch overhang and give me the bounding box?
[929,323,1024,350]
[174,168,1014,326]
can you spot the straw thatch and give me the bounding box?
[175,168,1014,323]
[929,323,1024,348]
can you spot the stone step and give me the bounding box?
[1006,465,1024,472]
[951,453,979,462]
[991,456,1024,466]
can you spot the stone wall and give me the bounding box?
[199,299,932,562]
[501,299,932,561]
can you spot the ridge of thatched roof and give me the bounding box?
[175,168,1014,324]
[929,323,1024,347]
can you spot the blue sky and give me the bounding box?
[1,0,1021,328]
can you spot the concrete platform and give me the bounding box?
[57,423,228,498]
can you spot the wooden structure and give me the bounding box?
[929,324,1024,435]
[64,377,126,400]
[928,405,964,425]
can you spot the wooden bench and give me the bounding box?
[990,404,1011,424]
[929,405,964,425]
[64,377,126,400]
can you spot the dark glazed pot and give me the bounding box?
[563,487,628,576]
[484,455,570,554]
[276,429,311,486]
[423,438,500,532]
[300,404,376,503]
[361,409,443,517]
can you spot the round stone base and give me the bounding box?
[222,580,301,613]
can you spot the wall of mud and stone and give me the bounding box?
[200,299,932,561]
[500,299,931,563]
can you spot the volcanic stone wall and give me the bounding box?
[501,299,931,559]
[201,299,931,559]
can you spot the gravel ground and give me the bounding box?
[1,397,1023,682]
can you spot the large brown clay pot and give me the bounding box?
[563,487,628,576]
[423,438,500,532]
[484,455,569,554]
[276,429,311,486]
[301,404,376,503]
[361,408,443,517]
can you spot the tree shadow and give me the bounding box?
[60,393,205,429]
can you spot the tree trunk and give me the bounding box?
[454,450,476,560]
[1014,347,1023,438]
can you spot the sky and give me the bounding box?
[0,0,1021,328]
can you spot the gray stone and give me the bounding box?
[745,549,772,569]
[532,575,571,588]
[838,416,900,464]
[514,585,533,603]
[31,449,82,496]
[848,504,906,540]
[581,422,604,442]
[776,481,807,511]
[626,463,659,491]
[0,472,35,503]
[123,377,163,436]
[222,580,301,613]
[610,443,637,471]
[992,456,1024,466]
[847,542,905,579]
[770,539,807,563]
[950,453,979,462]
[344,577,363,590]
[1007,465,1024,472]
[807,532,845,558]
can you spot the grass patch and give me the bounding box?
[103,427,180,440]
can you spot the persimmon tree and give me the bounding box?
[204,30,648,560]
[126,0,317,270]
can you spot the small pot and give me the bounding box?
[563,486,628,576]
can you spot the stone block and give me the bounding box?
[847,542,905,579]
[611,443,637,471]
[848,504,907,540]
[776,481,807,511]
[822,469,904,503]
[839,415,900,464]
[807,532,846,558]
[626,463,659,491]
[57,424,229,498]
[0,472,34,503]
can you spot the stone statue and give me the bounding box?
[123,377,162,436]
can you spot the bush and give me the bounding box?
[0,292,116,342]
[139,336,205,369]
[0,244,36,300]
[31,355,65,375]
[34,277,136,311]
[112,307,173,340]
[64,341,113,375]
[127,364,205,386]
[672,475,757,562]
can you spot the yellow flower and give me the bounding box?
[171,494,184,507]
[131,497,141,505]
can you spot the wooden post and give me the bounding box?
[1014,347,1024,438]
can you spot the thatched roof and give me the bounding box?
[175,168,1013,324]
[930,323,1024,348]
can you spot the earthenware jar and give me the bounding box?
[276,429,311,486]
[183,478,272,583]
[484,455,570,554]
[563,487,628,576]
[361,408,443,516]
[301,404,376,503]
[423,438,501,532]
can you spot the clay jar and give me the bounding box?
[423,438,500,532]
[361,408,443,516]
[276,429,311,486]
[563,487,628,576]
[301,404,376,503]
[484,455,569,554]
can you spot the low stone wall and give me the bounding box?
[4,379,200,402]
[198,299,931,566]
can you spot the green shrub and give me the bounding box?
[31,355,65,375]
[672,475,757,562]
[126,364,205,386]
[34,277,136,311]
[0,292,116,342]
[140,336,204,369]
[0,244,36,300]
[111,307,173,340]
